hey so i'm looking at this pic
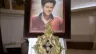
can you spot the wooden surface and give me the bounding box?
[67,41,93,50]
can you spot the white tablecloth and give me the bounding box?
[28,38,66,54]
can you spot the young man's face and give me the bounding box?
[43,2,54,16]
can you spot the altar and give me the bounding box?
[28,38,66,54]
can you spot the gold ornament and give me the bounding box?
[33,22,64,54]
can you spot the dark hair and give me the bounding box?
[41,0,56,7]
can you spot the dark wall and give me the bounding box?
[0,0,5,8]
[0,28,4,54]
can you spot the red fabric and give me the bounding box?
[30,16,65,32]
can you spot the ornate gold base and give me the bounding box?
[33,22,64,54]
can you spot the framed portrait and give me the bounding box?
[24,0,71,38]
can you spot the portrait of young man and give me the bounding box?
[29,0,65,33]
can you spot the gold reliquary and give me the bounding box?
[33,22,64,54]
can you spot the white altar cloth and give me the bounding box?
[28,38,66,54]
